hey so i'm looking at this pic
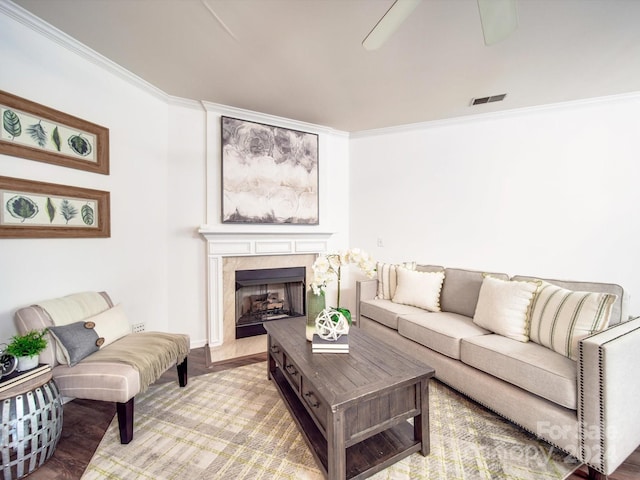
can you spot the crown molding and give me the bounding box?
[350,91,640,139]
[201,101,348,137]
[1,0,170,103]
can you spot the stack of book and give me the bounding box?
[0,364,51,393]
[312,334,349,354]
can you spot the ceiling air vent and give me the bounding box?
[471,94,507,106]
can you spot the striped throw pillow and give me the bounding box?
[529,281,616,360]
[376,261,416,300]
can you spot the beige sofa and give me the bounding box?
[355,265,640,479]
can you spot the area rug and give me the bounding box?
[81,362,580,480]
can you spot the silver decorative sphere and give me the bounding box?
[315,308,349,341]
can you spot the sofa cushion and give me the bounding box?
[392,268,445,312]
[440,268,509,318]
[529,281,616,360]
[473,276,540,342]
[360,299,426,330]
[375,261,416,300]
[461,334,578,409]
[398,312,491,360]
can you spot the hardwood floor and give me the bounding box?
[25,348,640,480]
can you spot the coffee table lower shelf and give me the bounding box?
[271,368,421,479]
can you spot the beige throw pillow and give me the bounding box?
[376,261,416,300]
[473,276,540,342]
[84,303,132,349]
[392,268,445,312]
[529,281,616,360]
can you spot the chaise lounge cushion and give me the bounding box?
[52,360,141,403]
[398,312,490,360]
[461,334,578,409]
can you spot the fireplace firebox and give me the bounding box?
[235,266,306,338]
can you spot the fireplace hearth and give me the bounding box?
[235,266,306,338]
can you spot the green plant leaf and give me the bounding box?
[60,199,78,224]
[46,197,56,223]
[6,195,38,222]
[68,134,92,156]
[2,109,21,139]
[52,126,61,151]
[6,329,48,357]
[81,203,94,225]
[26,120,47,147]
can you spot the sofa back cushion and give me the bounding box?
[512,275,625,325]
[440,268,509,318]
[13,291,113,367]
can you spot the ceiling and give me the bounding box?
[12,0,640,132]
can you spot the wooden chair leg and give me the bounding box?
[587,466,607,480]
[177,358,188,387]
[117,398,134,444]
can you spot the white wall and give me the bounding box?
[350,95,640,316]
[0,9,172,343]
[0,5,351,346]
[166,100,208,342]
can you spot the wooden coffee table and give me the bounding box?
[265,317,435,479]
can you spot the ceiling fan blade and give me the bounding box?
[363,0,422,51]
[477,0,518,46]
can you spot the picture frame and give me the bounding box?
[0,90,109,175]
[0,176,110,238]
[221,116,319,225]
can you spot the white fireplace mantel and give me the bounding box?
[198,226,333,347]
[198,226,334,257]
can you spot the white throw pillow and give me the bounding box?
[529,281,616,360]
[392,268,445,312]
[84,303,132,348]
[473,276,540,342]
[376,261,416,300]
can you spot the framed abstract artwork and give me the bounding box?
[0,176,110,238]
[221,116,319,225]
[0,90,109,175]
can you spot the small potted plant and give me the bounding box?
[6,329,48,372]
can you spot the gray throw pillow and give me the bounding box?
[49,321,100,366]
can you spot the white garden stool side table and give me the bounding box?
[0,371,63,480]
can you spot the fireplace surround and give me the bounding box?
[198,228,332,362]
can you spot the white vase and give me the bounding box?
[17,354,39,372]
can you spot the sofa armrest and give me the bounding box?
[578,317,640,475]
[355,279,377,327]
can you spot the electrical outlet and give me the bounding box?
[377,237,384,247]
[132,322,145,333]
